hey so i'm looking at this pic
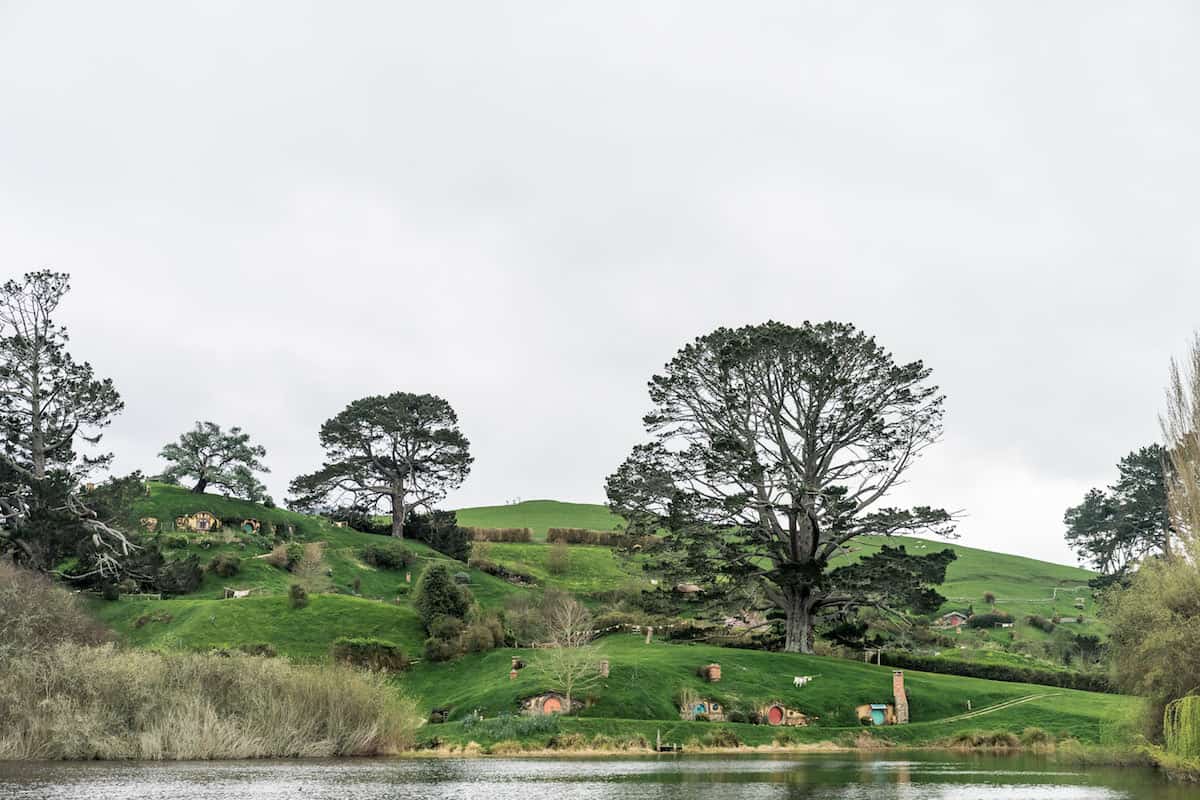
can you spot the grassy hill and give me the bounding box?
[82,485,1132,752]
[455,499,1105,638]
[409,635,1137,748]
[455,499,624,540]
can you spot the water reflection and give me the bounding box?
[0,753,1186,800]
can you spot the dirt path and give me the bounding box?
[935,692,1061,724]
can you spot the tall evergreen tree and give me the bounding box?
[607,321,955,653]
[289,392,472,538]
[159,421,270,501]
[0,271,130,577]
[1064,444,1171,584]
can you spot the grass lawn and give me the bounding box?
[454,500,625,540]
[479,541,648,596]
[405,635,1138,747]
[92,593,428,661]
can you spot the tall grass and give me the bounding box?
[0,643,421,760]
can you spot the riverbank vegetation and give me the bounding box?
[0,562,420,760]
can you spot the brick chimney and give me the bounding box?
[892,670,909,724]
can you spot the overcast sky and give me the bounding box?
[2,2,1197,566]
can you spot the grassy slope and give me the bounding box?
[455,499,624,540]
[457,500,1106,637]
[96,484,530,659]
[95,488,1130,749]
[406,635,1136,746]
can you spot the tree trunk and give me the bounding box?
[782,588,817,654]
[192,477,208,493]
[391,491,405,539]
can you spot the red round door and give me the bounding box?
[767,706,784,725]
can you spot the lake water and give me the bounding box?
[0,752,1189,800]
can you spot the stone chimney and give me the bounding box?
[892,670,909,724]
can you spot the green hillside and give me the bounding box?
[82,485,1131,752]
[409,635,1136,747]
[455,499,1105,637]
[455,499,624,539]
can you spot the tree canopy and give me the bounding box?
[289,392,472,538]
[607,321,955,652]
[159,421,270,501]
[0,271,131,578]
[1063,444,1171,586]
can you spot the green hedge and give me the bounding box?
[360,542,414,570]
[877,651,1114,693]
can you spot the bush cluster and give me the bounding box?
[405,510,471,561]
[546,528,663,548]
[1026,614,1056,633]
[208,552,241,578]
[360,542,414,570]
[423,612,504,662]
[156,554,204,595]
[289,583,309,609]
[265,543,305,571]
[331,637,409,672]
[547,540,569,575]
[467,526,533,543]
[0,563,111,659]
[468,557,535,585]
[966,611,1014,629]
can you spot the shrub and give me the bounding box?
[405,510,471,561]
[949,730,1020,748]
[701,728,741,748]
[414,563,472,630]
[208,552,241,578]
[966,611,1014,629]
[289,583,309,609]
[331,637,408,672]
[237,642,277,658]
[155,554,203,595]
[547,540,569,575]
[466,526,533,543]
[1020,727,1053,745]
[361,542,413,570]
[462,613,504,654]
[163,535,190,549]
[0,643,420,759]
[352,576,361,594]
[1027,614,1056,633]
[134,611,173,628]
[265,544,293,570]
[424,615,467,662]
[0,563,111,660]
[468,558,535,586]
[545,528,662,548]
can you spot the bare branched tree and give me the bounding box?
[0,272,131,577]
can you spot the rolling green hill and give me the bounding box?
[409,635,1136,747]
[454,499,624,539]
[455,499,1105,637]
[83,485,1130,752]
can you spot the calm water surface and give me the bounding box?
[0,753,1188,800]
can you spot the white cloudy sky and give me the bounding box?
[2,2,1198,566]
